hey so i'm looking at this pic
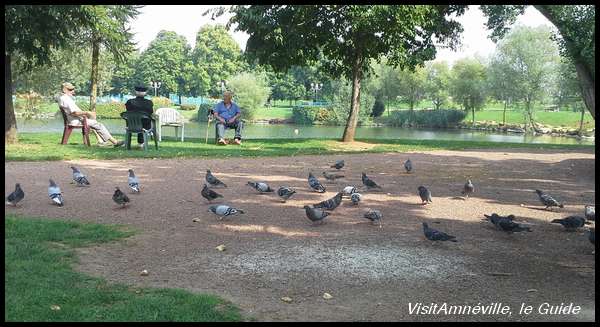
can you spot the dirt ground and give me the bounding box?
[4,147,596,321]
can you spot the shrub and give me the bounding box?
[179,104,197,111]
[151,96,171,109]
[77,102,125,119]
[371,99,385,117]
[389,109,466,128]
[197,103,216,122]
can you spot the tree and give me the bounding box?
[109,50,140,96]
[134,30,193,100]
[424,61,451,110]
[227,72,271,121]
[218,5,467,142]
[77,5,140,111]
[5,5,93,143]
[397,65,427,114]
[369,60,402,116]
[450,58,487,124]
[481,5,595,119]
[494,25,560,131]
[486,54,518,126]
[191,25,246,97]
[269,72,306,105]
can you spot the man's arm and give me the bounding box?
[64,97,95,119]
[213,106,225,123]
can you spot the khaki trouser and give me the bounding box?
[86,119,113,143]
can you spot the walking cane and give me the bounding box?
[205,109,213,144]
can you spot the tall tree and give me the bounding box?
[486,54,518,126]
[424,61,451,110]
[450,58,487,125]
[134,30,193,99]
[216,5,466,142]
[481,5,595,119]
[191,25,246,97]
[397,65,427,112]
[5,5,92,143]
[494,25,560,131]
[78,5,140,111]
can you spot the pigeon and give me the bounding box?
[342,186,358,197]
[361,172,381,190]
[277,186,296,202]
[128,169,140,193]
[586,229,595,245]
[330,160,344,170]
[535,189,563,210]
[313,192,343,211]
[308,172,326,193]
[422,222,457,242]
[201,184,223,202]
[363,209,383,228]
[304,205,330,225]
[206,169,227,188]
[247,181,274,193]
[112,187,130,207]
[70,166,90,186]
[584,205,595,221]
[404,158,412,173]
[322,171,345,181]
[418,186,432,205]
[483,213,531,233]
[551,216,589,230]
[48,179,64,207]
[462,180,474,198]
[351,193,362,205]
[208,204,244,220]
[6,183,25,206]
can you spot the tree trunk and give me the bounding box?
[534,5,595,119]
[5,53,18,144]
[525,100,542,133]
[578,103,585,136]
[502,98,507,126]
[573,59,595,119]
[342,55,363,142]
[90,38,100,112]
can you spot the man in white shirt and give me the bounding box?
[58,82,124,147]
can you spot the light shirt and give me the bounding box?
[214,101,241,120]
[58,93,83,125]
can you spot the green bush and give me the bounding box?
[227,72,271,121]
[371,99,385,117]
[179,104,197,111]
[197,103,215,122]
[389,109,467,128]
[77,102,125,119]
[151,96,171,109]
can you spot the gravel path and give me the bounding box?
[5,148,595,321]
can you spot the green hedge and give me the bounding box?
[76,102,125,119]
[196,103,215,122]
[179,104,197,111]
[389,109,467,128]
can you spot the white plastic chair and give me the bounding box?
[156,107,185,142]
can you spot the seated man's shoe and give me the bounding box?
[218,138,228,145]
[234,138,242,145]
[114,140,125,147]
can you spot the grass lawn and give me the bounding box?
[5,132,594,161]
[470,110,594,128]
[5,214,242,322]
[252,106,294,120]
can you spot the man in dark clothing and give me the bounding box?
[125,85,155,147]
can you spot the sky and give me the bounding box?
[130,5,556,66]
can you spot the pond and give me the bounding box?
[17,117,594,145]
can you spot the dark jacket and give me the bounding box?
[125,97,154,116]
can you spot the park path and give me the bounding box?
[5,148,595,321]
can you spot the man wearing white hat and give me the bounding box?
[58,82,124,147]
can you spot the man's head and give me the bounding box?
[223,91,233,104]
[62,82,75,95]
[134,85,148,97]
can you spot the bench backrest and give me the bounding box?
[156,107,183,125]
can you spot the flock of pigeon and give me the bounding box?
[4,158,596,248]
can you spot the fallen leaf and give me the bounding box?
[192,218,201,222]
[50,305,61,311]
[281,296,293,303]
[527,289,538,293]
[140,269,149,276]
[323,292,333,300]
[216,244,226,252]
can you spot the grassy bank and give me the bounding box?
[5,214,242,322]
[5,132,594,161]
